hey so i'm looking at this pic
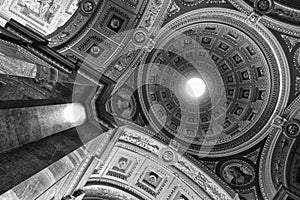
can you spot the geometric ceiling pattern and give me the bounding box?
[105,1,300,199]
[137,8,290,157]
[140,22,272,154]
[1,0,300,200]
[84,127,238,200]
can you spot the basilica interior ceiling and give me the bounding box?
[1,0,300,200]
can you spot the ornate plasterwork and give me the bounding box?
[0,0,80,36]
[167,1,181,18]
[84,185,140,200]
[294,77,300,97]
[175,159,233,200]
[206,0,227,3]
[48,14,87,47]
[228,0,300,37]
[87,126,238,200]
[119,129,162,155]
[243,149,260,165]
[61,130,116,196]
[258,127,281,200]
[52,0,167,84]
[139,0,171,32]
[138,8,289,156]
[283,93,300,117]
[292,46,300,97]
[110,87,137,119]
[259,127,296,200]
[259,96,300,200]
[140,22,272,149]
[271,2,300,25]
[281,34,300,52]
[179,0,205,7]
[58,0,171,84]
[135,165,169,198]
[118,127,237,200]
[219,159,255,188]
[104,43,143,81]
[48,0,102,48]
[293,47,300,72]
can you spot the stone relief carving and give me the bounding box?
[272,3,300,25]
[179,0,205,7]
[167,1,180,18]
[206,0,226,3]
[228,0,300,37]
[111,87,137,119]
[86,127,238,200]
[119,130,161,154]
[220,160,255,187]
[272,115,287,128]
[140,0,165,31]
[106,151,140,181]
[295,77,300,97]
[135,166,168,198]
[254,0,274,14]
[104,48,139,81]
[243,149,260,165]
[293,47,300,72]
[84,185,139,200]
[283,119,300,138]
[142,8,289,157]
[281,34,300,52]
[176,159,232,200]
[49,11,87,46]
[162,149,175,162]
[271,135,293,189]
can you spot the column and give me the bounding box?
[0,145,88,200]
[0,29,83,85]
[0,51,39,79]
[0,125,111,200]
[0,103,86,154]
[0,52,85,85]
[0,55,98,86]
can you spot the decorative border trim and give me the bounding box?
[138,8,290,157]
[228,0,300,37]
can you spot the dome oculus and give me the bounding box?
[185,78,206,98]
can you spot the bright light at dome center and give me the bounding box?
[63,103,86,123]
[185,78,206,98]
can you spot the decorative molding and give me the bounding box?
[228,0,300,37]
[176,158,233,200]
[84,185,141,200]
[243,148,261,165]
[138,8,290,157]
[167,1,180,18]
[281,34,300,52]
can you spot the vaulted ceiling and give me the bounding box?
[0,0,300,200]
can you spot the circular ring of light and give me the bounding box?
[185,78,206,98]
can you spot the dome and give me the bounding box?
[137,9,289,157]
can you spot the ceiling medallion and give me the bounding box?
[220,160,255,187]
[137,9,289,157]
[111,88,136,119]
[254,0,274,14]
[81,0,95,14]
[283,119,300,138]
[133,30,147,44]
[161,149,175,162]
